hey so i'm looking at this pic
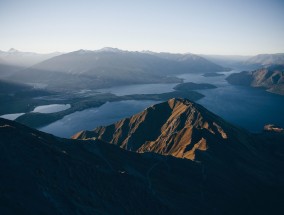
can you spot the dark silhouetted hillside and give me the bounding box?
[1,99,284,214]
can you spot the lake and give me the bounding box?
[1,104,71,121]
[32,104,71,113]
[39,71,284,137]
[40,100,160,137]
[97,83,178,96]
[197,85,284,133]
[0,113,25,120]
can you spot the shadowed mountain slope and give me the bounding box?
[73,98,284,187]
[0,63,24,79]
[73,98,284,203]
[1,99,284,214]
[0,118,173,214]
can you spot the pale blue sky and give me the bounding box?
[0,0,283,55]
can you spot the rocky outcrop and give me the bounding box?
[226,65,284,95]
[73,98,256,161]
[264,124,284,133]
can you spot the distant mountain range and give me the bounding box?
[31,48,226,75]
[0,48,61,67]
[143,51,228,72]
[4,48,226,91]
[226,64,284,95]
[202,53,284,70]
[201,54,251,68]
[1,48,283,70]
[1,48,283,91]
[244,53,284,67]
[1,98,284,214]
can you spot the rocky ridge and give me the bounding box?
[226,65,284,95]
[73,98,261,163]
[1,99,284,214]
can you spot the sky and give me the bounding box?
[0,0,284,55]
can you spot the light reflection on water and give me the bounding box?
[0,113,25,120]
[97,83,178,96]
[32,104,71,113]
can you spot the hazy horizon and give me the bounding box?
[1,46,284,57]
[1,0,284,55]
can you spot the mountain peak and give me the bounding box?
[167,97,193,108]
[97,47,124,53]
[73,98,235,160]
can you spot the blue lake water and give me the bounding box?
[39,71,284,137]
[97,83,178,96]
[0,113,25,120]
[40,100,160,138]
[1,104,71,121]
[197,85,284,133]
[32,104,71,113]
[178,71,284,132]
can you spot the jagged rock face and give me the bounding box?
[251,66,284,85]
[226,65,284,95]
[264,124,284,133]
[251,66,284,94]
[73,98,244,160]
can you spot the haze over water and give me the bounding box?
[40,72,284,137]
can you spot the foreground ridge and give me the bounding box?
[73,98,250,161]
[1,98,284,214]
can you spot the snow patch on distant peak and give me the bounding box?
[96,47,124,53]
